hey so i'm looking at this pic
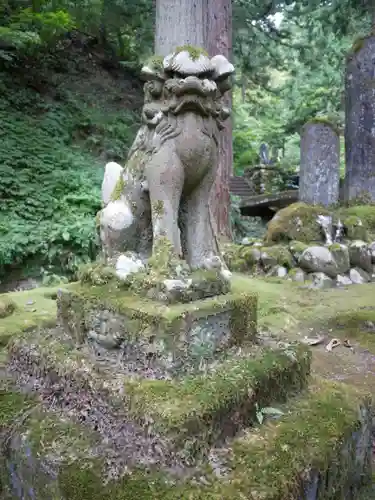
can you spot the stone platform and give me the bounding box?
[56,283,257,375]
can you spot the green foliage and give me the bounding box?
[0,65,138,279]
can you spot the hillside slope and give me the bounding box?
[0,33,143,290]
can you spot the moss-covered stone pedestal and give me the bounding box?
[56,282,257,374]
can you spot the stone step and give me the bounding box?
[6,326,310,472]
[1,377,372,499]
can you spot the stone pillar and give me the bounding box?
[299,120,340,206]
[344,36,375,202]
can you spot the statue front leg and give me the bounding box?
[145,148,184,257]
[182,169,221,269]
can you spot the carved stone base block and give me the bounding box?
[56,284,257,375]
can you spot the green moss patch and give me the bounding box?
[125,344,310,447]
[57,283,258,347]
[336,205,375,241]
[0,298,16,319]
[7,325,310,459]
[0,286,61,347]
[195,378,372,499]
[264,202,329,244]
[4,377,369,500]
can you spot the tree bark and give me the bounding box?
[204,0,233,240]
[155,0,205,56]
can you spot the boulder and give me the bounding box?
[289,241,308,263]
[222,244,261,272]
[348,241,372,273]
[260,245,293,271]
[288,267,306,283]
[267,265,288,278]
[265,202,330,244]
[336,274,353,286]
[349,267,371,284]
[299,246,339,278]
[329,244,350,274]
[369,241,375,263]
[308,272,335,289]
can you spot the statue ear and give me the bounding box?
[210,55,235,82]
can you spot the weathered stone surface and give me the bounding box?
[299,246,338,278]
[267,265,288,278]
[115,253,145,280]
[349,267,371,284]
[348,240,372,273]
[265,203,330,244]
[260,245,293,271]
[56,284,258,368]
[308,271,334,289]
[97,49,235,271]
[369,241,375,263]
[101,161,124,205]
[288,267,306,282]
[329,243,350,274]
[3,338,311,497]
[299,120,340,206]
[344,35,375,202]
[337,274,353,286]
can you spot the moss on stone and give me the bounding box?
[0,298,16,318]
[222,243,260,272]
[305,116,341,136]
[124,344,310,445]
[145,55,164,70]
[58,376,370,499]
[56,283,258,350]
[78,261,117,286]
[260,245,294,269]
[110,175,125,202]
[265,202,329,244]
[200,378,372,499]
[336,205,375,240]
[174,45,208,60]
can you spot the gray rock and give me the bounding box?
[101,161,124,205]
[348,240,372,273]
[329,244,350,274]
[260,250,277,270]
[267,266,288,278]
[308,272,335,289]
[115,253,144,280]
[349,267,371,284]
[300,246,339,278]
[289,267,306,283]
[369,241,375,263]
[336,274,353,286]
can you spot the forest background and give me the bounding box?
[0,0,371,287]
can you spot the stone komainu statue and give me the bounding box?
[99,48,234,271]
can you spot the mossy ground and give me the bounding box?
[0,286,59,347]
[1,377,370,500]
[2,275,375,497]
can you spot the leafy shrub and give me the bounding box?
[0,69,138,280]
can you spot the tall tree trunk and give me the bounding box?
[155,0,205,56]
[204,0,233,240]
